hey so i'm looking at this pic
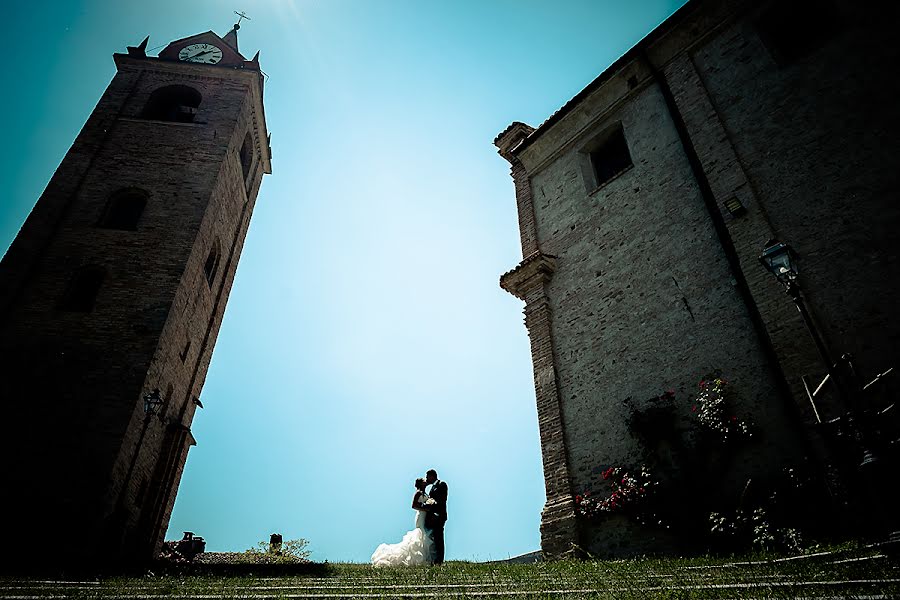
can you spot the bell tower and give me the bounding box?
[0,21,271,566]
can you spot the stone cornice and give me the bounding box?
[494,122,535,163]
[500,252,558,300]
[113,54,262,78]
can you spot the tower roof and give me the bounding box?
[222,23,240,53]
[152,26,262,70]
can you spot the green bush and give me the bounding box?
[242,538,311,563]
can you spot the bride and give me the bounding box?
[370,478,435,567]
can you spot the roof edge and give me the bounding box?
[514,0,702,155]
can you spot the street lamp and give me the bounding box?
[143,389,163,417]
[759,239,843,402]
[759,240,797,286]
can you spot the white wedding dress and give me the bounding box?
[370,501,434,567]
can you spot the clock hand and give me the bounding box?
[186,49,212,60]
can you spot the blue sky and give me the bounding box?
[2,0,686,562]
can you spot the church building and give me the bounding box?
[0,22,270,565]
[496,0,899,556]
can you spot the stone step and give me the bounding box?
[1,578,898,598]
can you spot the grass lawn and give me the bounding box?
[1,544,898,598]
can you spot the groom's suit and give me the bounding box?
[425,479,448,564]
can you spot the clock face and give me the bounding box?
[178,43,223,64]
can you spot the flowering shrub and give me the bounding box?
[575,466,662,526]
[158,541,193,564]
[709,507,803,552]
[691,378,753,442]
[243,538,311,563]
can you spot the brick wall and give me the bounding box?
[0,49,270,566]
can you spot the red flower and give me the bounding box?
[731,415,738,422]
[691,405,697,413]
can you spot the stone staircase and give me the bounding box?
[1,549,898,598]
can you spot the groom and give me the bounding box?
[424,469,448,565]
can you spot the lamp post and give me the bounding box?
[103,389,163,558]
[758,240,899,545]
[143,388,163,419]
[758,240,847,404]
[110,388,164,550]
[123,389,163,486]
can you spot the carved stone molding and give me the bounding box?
[540,496,580,557]
[499,251,558,301]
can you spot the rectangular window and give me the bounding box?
[587,126,633,190]
[756,0,840,64]
[60,267,105,312]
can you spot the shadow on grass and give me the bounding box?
[147,559,334,578]
[0,560,335,581]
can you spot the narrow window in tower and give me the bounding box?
[204,241,221,288]
[60,266,106,312]
[239,132,254,186]
[141,85,202,123]
[135,478,148,508]
[588,126,633,189]
[179,340,191,363]
[162,383,175,420]
[756,0,840,64]
[99,189,147,230]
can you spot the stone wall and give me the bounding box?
[685,3,900,406]
[497,0,896,556]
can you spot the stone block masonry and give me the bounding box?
[497,0,899,556]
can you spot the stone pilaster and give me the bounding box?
[495,122,540,257]
[522,290,579,557]
[510,161,540,257]
[499,248,578,555]
[496,121,579,557]
[660,52,836,420]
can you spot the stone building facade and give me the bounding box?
[0,25,271,566]
[496,0,899,556]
